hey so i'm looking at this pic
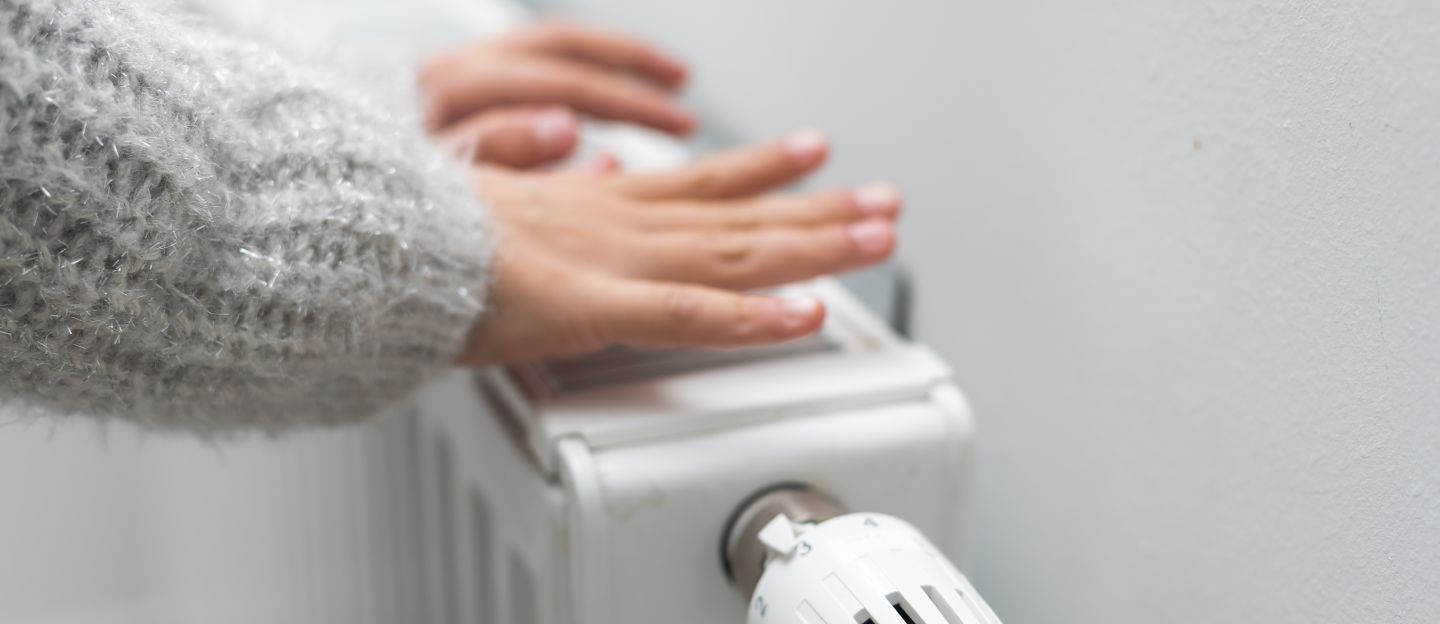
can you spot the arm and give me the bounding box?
[0,0,491,431]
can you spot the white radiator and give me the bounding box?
[406,278,989,624]
[127,279,998,624]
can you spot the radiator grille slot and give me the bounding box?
[887,593,919,624]
[433,435,459,624]
[922,586,964,624]
[471,490,495,624]
[509,550,537,624]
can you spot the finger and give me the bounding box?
[436,106,579,168]
[500,21,688,89]
[610,129,829,200]
[426,54,696,135]
[629,217,897,290]
[591,278,826,349]
[636,184,902,230]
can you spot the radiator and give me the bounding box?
[133,281,1000,624]
[406,277,996,624]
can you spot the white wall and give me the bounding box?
[4,1,1438,622]
[546,0,1440,621]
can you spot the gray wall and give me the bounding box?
[547,0,1440,621]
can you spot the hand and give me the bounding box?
[421,21,694,169]
[457,130,903,366]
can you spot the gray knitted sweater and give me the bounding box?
[0,0,493,431]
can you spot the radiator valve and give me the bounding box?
[724,486,1003,624]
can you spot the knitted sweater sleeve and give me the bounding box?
[0,0,493,431]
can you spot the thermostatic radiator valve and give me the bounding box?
[724,486,1002,624]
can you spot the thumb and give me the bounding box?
[436,106,580,168]
[589,276,826,350]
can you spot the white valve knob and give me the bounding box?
[724,487,1002,624]
[746,512,1001,624]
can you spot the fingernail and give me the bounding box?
[854,183,900,216]
[532,110,577,152]
[783,128,828,164]
[781,297,821,323]
[848,219,894,255]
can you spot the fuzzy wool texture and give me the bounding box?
[0,0,494,432]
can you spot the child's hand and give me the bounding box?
[421,21,693,169]
[457,130,903,365]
